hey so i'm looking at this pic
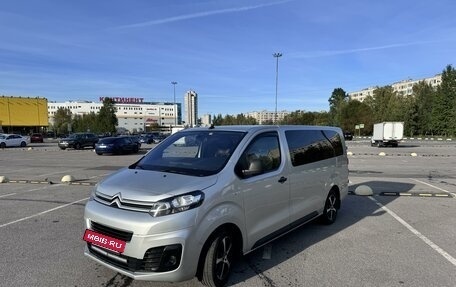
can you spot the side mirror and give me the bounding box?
[235,159,263,178]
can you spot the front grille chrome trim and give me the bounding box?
[94,192,153,213]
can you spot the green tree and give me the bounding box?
[98,98,118,134]
[413,81,435,135]
[53,107,72,136]
[72,113,99,133]
[328,88,348,126]
[432,65,456,136]
[400,95,418,137]
[282,110,329,125]
[340,100,374,135]
[211,113,257,125]
[364,86,403,122]
[212,114,223,126]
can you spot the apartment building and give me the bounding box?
[246,110,290,125]
[184,90,198,127]
[349,74,442,102]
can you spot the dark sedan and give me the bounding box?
[30,133,44,143]
[344,131,353,141]
[95,137,139,155]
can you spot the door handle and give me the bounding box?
[278,176,287,183]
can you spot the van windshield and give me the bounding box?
[133,130,246,176]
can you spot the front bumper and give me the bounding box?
[83,200,201,282]
[58,142,73,148]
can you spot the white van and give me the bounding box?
[83,125,349,287]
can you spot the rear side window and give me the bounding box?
[285,130,335,166]
[323,130,344,156]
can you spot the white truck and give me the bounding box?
[371,122,404,147]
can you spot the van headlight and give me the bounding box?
[88,187,97,201]
[149,191,205,217]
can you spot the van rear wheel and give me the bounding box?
[321,190,338,225]
[201,230,234,287]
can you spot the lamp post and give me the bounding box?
[171,81,178,126]
[273,52,282,124]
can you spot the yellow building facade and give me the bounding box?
[0,96,48,132]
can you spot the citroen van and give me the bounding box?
[83,125,349,287]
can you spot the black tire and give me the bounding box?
[0,142,5,149]
[96,151,103,155]
[59,147,66,150]
[201,230,234,287]
[321,189,338,225]
[20,141,26,147]
[74,143,81,150]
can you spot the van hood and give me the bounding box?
[95,168,218,202]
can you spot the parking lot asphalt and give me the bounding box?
[1,139,455,287]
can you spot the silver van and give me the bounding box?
[83,125,349,286]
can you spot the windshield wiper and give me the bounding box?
[159,168,189,175]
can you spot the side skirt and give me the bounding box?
[250,211,319,252]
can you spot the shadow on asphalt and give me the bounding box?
[226,180,413,286]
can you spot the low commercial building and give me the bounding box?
[48,98,182,133]
[0,96,48,134]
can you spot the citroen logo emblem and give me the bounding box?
[110,193,122,208]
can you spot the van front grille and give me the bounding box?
[90,221,133,242]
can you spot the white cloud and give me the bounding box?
[115,0,294,29]
[289,40,439,59]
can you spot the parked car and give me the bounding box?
[123,135,141,148]
[30,133,44,143]
[0,134,30,148]
[83,125,349,286]
[153,133,167,143]
[95,136,140,155]
[344,131,353,141]
[58,133,99,150]
[139,133,155,144]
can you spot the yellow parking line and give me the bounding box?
[419,193,432,197]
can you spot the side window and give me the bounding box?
[236,132,281,178]
[285,130,335,166]
[323,130,344,156]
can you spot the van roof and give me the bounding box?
[187,125,342,133]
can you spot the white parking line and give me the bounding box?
[368,196,456,267]
[0,193,16,198]
[412,179,456,197]
[0,197,89,228]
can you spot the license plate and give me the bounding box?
[83,229,126,253]
[99,144,106,148]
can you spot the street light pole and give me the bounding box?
[273,52,282,124]
[171,81,178,126]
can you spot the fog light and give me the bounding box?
[159,245,182,271]
[165,255,177,267]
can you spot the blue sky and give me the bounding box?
[1,0,455,116]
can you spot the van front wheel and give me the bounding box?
[321,190,338,225]
[201,230,234,287]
